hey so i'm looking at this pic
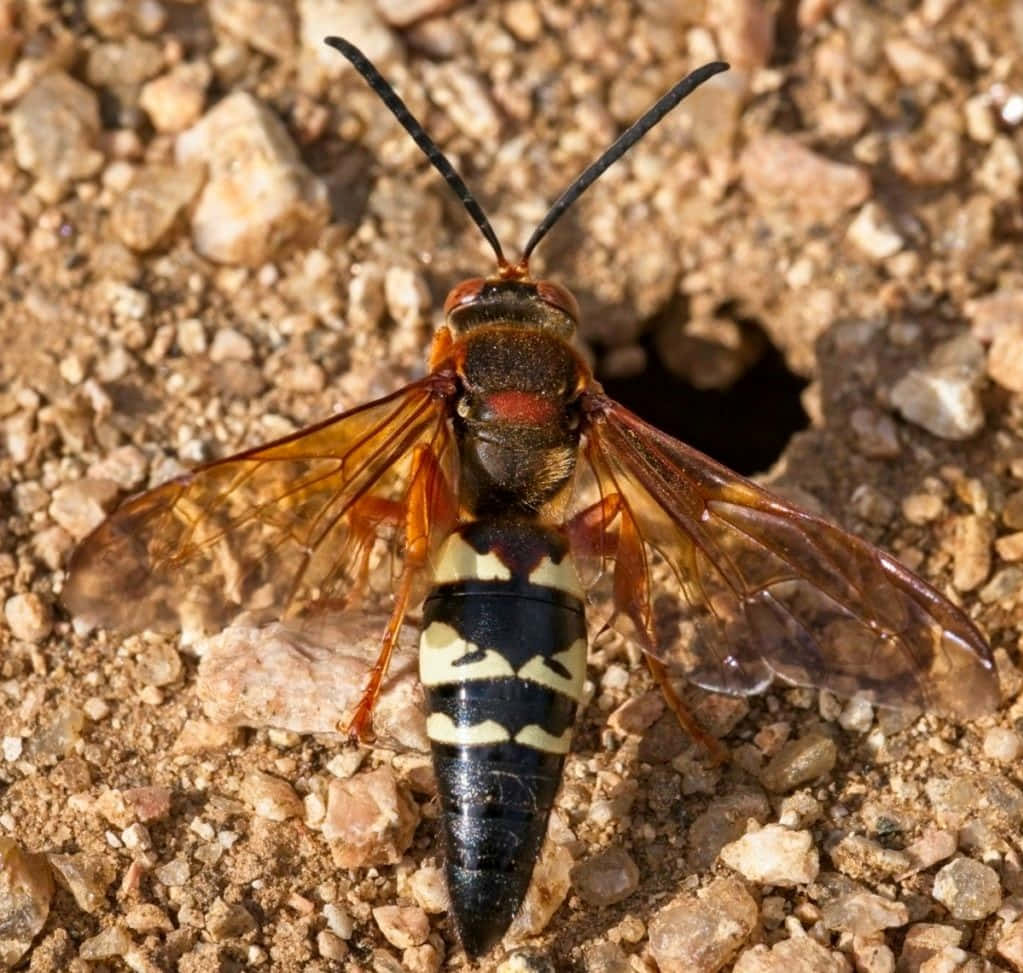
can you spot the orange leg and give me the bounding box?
[566,492,621,559]
[569,493,727,762]
[645,655,728,764]
[344,445,454,741]
[345,495,404,609]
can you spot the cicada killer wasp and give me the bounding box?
[64,37,1000,960]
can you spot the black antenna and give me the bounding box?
[521,60,729,263]
[324,36,507,266]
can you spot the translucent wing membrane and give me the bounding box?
[64,376,456,634]
[576,393,999,720]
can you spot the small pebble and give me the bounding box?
[78,924,133,960]
[820,891,909,936]
[47,853,114,913]
[607,692,664,736]
[176,92,328,265]
[986,322,1023,394]
[983,728,1023,763]
[317,930,349,962]
[87,445,148,490]
[570,847,640,907]
[298,0,398,80]
[0,838,54,968]
[372,904,430,949]
[240,770,303,822]
[111,162,204,252]
[375,0,460,28]
[4,593,52,643]
[125,903,173,934]
[733,935,851,973]
[849,408,900,458]
[828,834,909,881]
[761,733,837,792]
[49,479,120,540]
[506,843,573,942]
[406,865,449,914]
[901,829,957,877]
[997,918,1023,969]
[206,897,258,941]
[890,358,985,442]
[209,327,254,363]
[719,824,819,886]
[995,532,1023,562]
[155,857,190,887]
[688,790,772,871]
[847,201,904,260]
[139,61,211,133]
[903,493,944,524]
[322,768,419,868]
[11,73,104,199]
[648,876,758,973]
[932,857,1002,920]
[209,0,296,58]
[951,515,994,592]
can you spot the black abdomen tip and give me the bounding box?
[448,861,531,959]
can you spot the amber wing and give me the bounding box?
[575,393,999,720]
[64,376,456,634]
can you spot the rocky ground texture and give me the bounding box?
[3,0,1023,971]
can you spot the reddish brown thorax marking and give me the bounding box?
[485,390,559,424]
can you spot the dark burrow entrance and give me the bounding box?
[598,320,808,477]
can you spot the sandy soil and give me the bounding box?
[2,1,1023,971]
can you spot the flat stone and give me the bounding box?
[196,622,427,752]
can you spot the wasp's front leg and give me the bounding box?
[344,444,455,741]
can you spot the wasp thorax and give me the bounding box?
[444,278,579,339]
[453,328,584,515]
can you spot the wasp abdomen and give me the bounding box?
[420,522,586,958]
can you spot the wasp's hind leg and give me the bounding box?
[567,494,728,764]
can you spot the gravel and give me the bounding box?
[3,2,1023,969]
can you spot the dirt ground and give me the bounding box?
[3,1,1023,971]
